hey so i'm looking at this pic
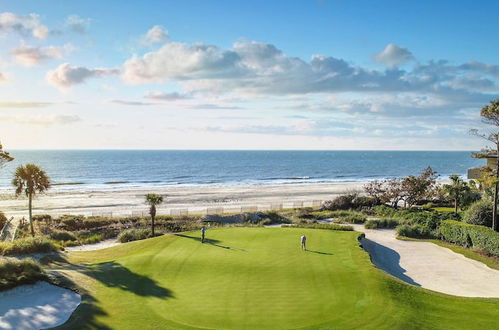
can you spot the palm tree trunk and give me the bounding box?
[152,215,155,237]
[454,198,458,215]
[28,193,34,237]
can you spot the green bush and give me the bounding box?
[261,211,290,224]
[323,194,377,211]
[118,228,157,243]
[33,214,52,223]
[0,236,58,256]
[0,258,47,291]
[396,224,431,238]
[463,200,492,227]
[335,213,367,224]
[365,219,399,229]
[48,230,77,242]
[282,223,353,231]
[439,220,499,257]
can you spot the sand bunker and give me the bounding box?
[0,281,81,330]
[354,224,499,298]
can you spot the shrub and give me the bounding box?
[322,194,357,210]
[396,224,431,238]
[282,223,354,231]
[261,211,290,224]
[337,214,367,224]
[118,228,157,243]
[0,212,7,231]
[0,258,47,291]
[463,200,492,227]
[33,214,52,223]
[365,219,399,229]
[0,236,58,256]
[439,220,499,257]
[48,230,77,242]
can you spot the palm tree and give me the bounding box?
[443,174,470,215]
[145,193,163,236]
[12,164,51,236]
[0,141,14,168]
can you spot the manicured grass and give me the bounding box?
[54,228,499,329]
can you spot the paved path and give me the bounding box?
[352,224,499,298]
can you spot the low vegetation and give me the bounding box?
[439,220,499,257]
[0,236,58,256]
[0,258,46,291]
[282,223,353,231]
[117,228,159,243]
[364,218,399,229]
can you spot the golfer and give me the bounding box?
[300,235,307,250]
[201,226,206,243]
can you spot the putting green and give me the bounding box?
[55,228,499,329]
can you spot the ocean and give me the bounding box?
[0,150,482,193]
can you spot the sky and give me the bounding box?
[0,0,498,150]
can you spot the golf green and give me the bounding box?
[56,227,499,329]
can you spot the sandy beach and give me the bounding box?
[0,183,365,218]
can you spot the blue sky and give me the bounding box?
[0,0,498,150]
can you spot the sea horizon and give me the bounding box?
[0,150,482,193]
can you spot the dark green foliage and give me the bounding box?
[396,224,432,238]
[439,220,499,257]
[365,218,399,229]
[464,200,493,227]
[0,236,58,255]
[282,223,353,231]
[322,194,377,211]
[336,214,367,224]
[33,214,52,223]
[0,258,46,291]
[261,211,291,224]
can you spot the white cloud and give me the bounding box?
[0,101,55,108]
[10,43,63,66]
[373,43,414,67]
[144,91,191,101]
[123,42,242,83]
[0,12,49,39]
[65,15,91,33]
[0,73,7,82]
[108,99,154,106]
[46,63,120,89]
[143,25,169,44]
[0,114,81,126]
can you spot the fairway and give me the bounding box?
[56,228,499,329]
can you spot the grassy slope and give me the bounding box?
[54,228,499,330]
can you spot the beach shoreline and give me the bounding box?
[0,182,366,218]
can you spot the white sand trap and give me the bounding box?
[65,238,121,252]
[0,281,81,330]
[353,224,499,298]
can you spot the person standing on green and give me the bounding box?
[201,226,206,243]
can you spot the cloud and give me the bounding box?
[108,99,154,106]
[10,43,63,66]
[0,12,48,39]
[46,63,120,89]
[373,43,415,67]
[0,73,7,82]
[189,103,243,110]
[123,42,242,83]
[65,15,91,33]
[144,91,191,101]
[143,25,169,44]
[0,114,81,126]
[0,101,55,108]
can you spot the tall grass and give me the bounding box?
[0,237,58,256]
[0,258,46,290]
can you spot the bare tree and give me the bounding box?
[0,141,14,169]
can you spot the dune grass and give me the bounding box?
[54,227,499,329]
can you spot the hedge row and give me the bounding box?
[439,220,499,257]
